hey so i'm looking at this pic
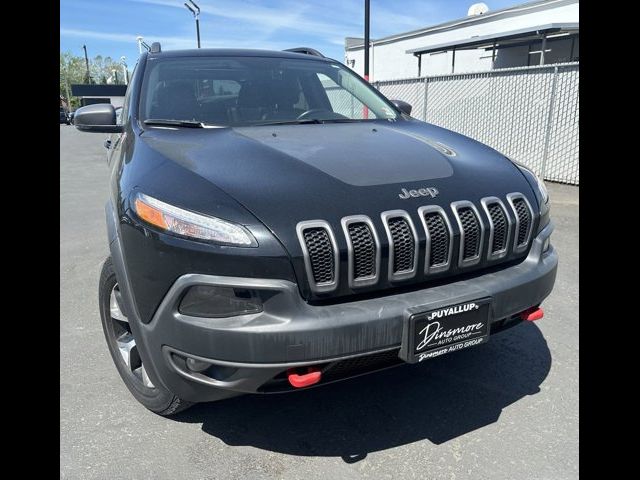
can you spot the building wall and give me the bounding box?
[345,0,578,80]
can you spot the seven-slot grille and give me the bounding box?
[387,217,415,273]
[423,211,450,268]
[297,192,536,293]
[302,227,335,284]
[458,207,481,260]
[347,222,377,279]
[513,198,532,247]
[487,203,508,254]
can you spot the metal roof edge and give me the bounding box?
[345,0,577,51]
[405,22,579,54]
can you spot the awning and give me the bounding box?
[70,84,128,97]
[406,23,578,56]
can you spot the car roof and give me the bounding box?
[147,48,333,62]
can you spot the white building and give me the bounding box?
[344,0,579,81]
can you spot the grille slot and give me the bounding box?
[348,222,376,279]
[487,203,508,253]
[419,206,453,274]
[297,220,338,292]
[388,218,415,273]
[452,202,484,267]
[481,197,512,261]
[458,207,480,260]
[513,199,531,246]
[303,228,334,283]
[425,212,450,267]
[382,211,418,281]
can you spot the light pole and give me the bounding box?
[184,0,201,48]
[120,56,128,85]
[136,36,144,54]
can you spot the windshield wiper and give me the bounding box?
[252,118,324,126]
[143,119,216,128]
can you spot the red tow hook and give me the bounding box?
[520,306,544,322]
[287,367,322,388]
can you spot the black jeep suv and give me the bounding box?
[73,46,557,416]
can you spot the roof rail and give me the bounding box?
[283,47,325,58]
[150,42,162,53]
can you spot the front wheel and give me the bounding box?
[99,257,193,416]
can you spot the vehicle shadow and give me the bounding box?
[173,322,551,462]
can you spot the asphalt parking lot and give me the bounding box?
[60,124,578,480]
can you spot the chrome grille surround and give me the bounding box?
[480,197,513,261]
[450,201,486,268]
[296,220,339,293]
[340,215,381,288]
[418,205,454,274]
[506,193,535,254]
[380,210,419,282]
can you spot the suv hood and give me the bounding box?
[141,119,534,257]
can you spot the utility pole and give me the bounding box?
[364,0,370,82]
[82,45,91,84]
[184,1,201,48]
[136,36,144,54]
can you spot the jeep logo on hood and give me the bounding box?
[398,187,439,200]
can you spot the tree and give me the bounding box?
[90,55,124,85]
[60,51,86,109]
[60,51,129,109]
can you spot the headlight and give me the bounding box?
[133,193,256,246]
[532,172,549,204]
[507,158,549,205]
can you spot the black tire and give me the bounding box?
[99,257,193,416]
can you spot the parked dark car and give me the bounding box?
[73,47,557,416]
[60,107,70,124]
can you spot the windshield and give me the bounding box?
[139,56,400,126]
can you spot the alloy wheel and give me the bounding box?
[109,284,155,388]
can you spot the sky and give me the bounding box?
[60,0,523,69]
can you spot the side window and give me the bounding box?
[316,73,377,119]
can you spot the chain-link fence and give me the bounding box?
[372,63,579,185]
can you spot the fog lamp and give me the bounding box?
[179,285,262,318]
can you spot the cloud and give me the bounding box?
[61,28,140,44]
[62,0,453,61]
[60,26,295,52]
[131,0,360,39]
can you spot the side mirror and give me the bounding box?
[390,99,412,116]
[74,104,123,133]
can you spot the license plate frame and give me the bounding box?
[399,298,492,363]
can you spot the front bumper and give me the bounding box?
[129,222,557,402]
